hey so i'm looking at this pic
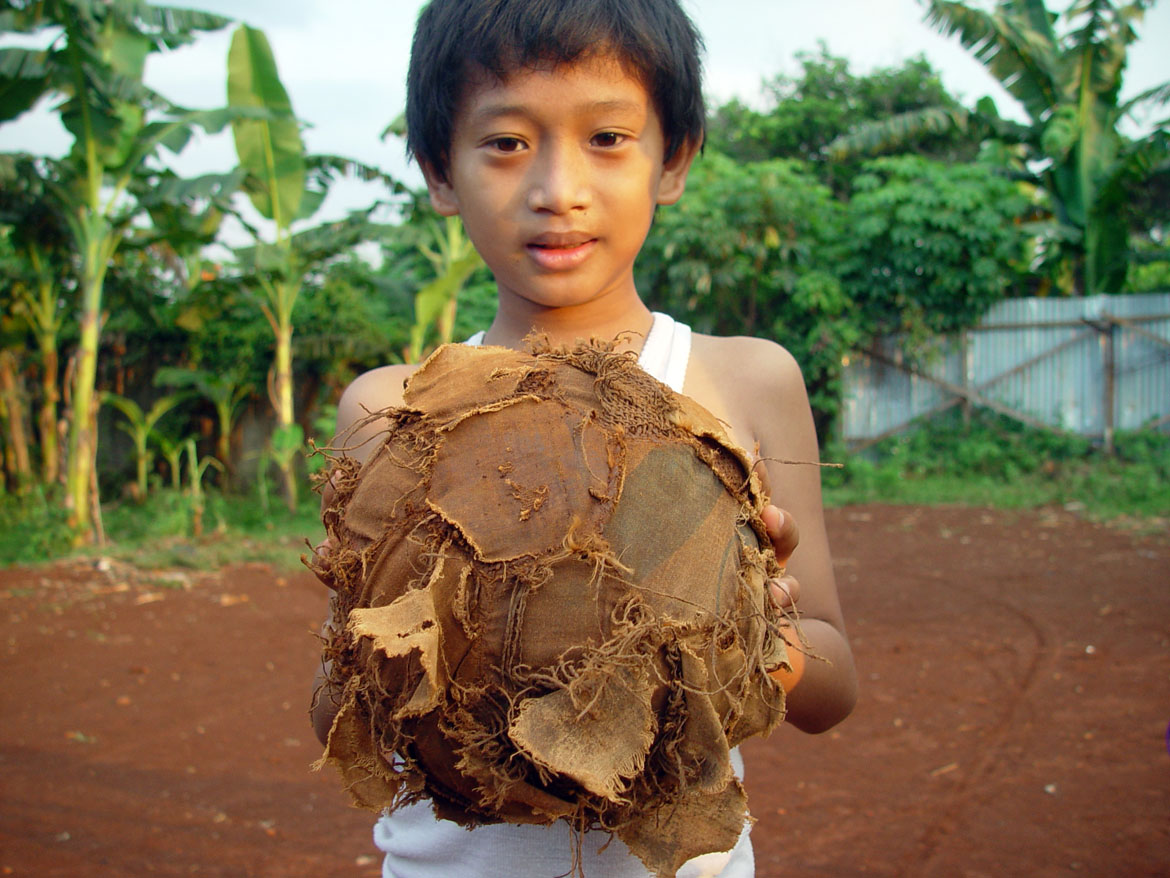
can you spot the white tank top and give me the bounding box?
[462,310,691,392]
[373,313,753,877]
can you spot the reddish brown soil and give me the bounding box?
[2,504,1168,877]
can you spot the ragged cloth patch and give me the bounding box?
[311,337,797,877]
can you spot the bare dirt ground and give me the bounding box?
[2,504,1168,877]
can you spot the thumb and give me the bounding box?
[762,505,799,565]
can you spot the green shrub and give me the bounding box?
[824,409,1170,521]
[0,487,74,566]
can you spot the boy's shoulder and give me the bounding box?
[685,332,812,456]
[335,363,419,461]
[340,363,418,413]
[690,331,805,393]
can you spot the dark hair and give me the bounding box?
[406,0,705,181]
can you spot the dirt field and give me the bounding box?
[2,504,1168,877]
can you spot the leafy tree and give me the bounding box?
[173,273,272,392]
[837,154,1031,346]
[829,0,1170,295]
[638,152,853,436]
[1128,239,1170,290]
[292,248,412,410]
[1122,138,1170,291]
[707,47,978,193]
[0,0,246,539]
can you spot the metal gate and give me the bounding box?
[840,293,1170,451]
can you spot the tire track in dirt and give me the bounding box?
[902,593,1061,876]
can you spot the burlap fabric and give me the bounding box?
[311,338,795,877]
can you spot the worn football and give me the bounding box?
[311,338,794,876]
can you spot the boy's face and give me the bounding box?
[424,54,696,315]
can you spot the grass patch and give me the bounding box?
[5,410,1167,569]
[823,410,1170,526]
[1,486,323,571]
[97,489,323,571]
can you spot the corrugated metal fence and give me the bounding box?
[841,293,1170,450]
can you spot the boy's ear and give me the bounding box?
[656,137,701,206]
[421,159,460,217]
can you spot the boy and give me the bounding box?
[312,0,857,874]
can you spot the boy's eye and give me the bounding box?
[591,132,626,148]
[489,137,525,153]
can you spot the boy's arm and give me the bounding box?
[311,608,341,746]
[310,363,416,747]
[734,338,858,733]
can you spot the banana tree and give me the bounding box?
[153,431,188,491]
[230,206,387,508]
[227,23,400,512]
[225,23,307,512]
[0,0,252,540]
[0,156,69,486]
[0,348,32,493]
[155,364,251,484]
[133,165,245,293]
[379,118,485,361]
[183,437,223,537]
[828,0,1169,295]
[407,216,484,363]
[101,390,188,501]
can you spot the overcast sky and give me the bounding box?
[2,0,1168,226]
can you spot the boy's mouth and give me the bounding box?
[526,234,597,270]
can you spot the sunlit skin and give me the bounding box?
[312,54,856,741]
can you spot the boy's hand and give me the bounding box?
[761,504,800,611]
[762,503,807,691]
[307,535,338,591]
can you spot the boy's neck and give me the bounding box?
[483,295,655,356]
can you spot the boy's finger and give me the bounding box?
[769,575,800,610]
[306,537,335,586]
[762,505,799,563]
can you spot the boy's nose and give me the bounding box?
[526,144,591,214]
